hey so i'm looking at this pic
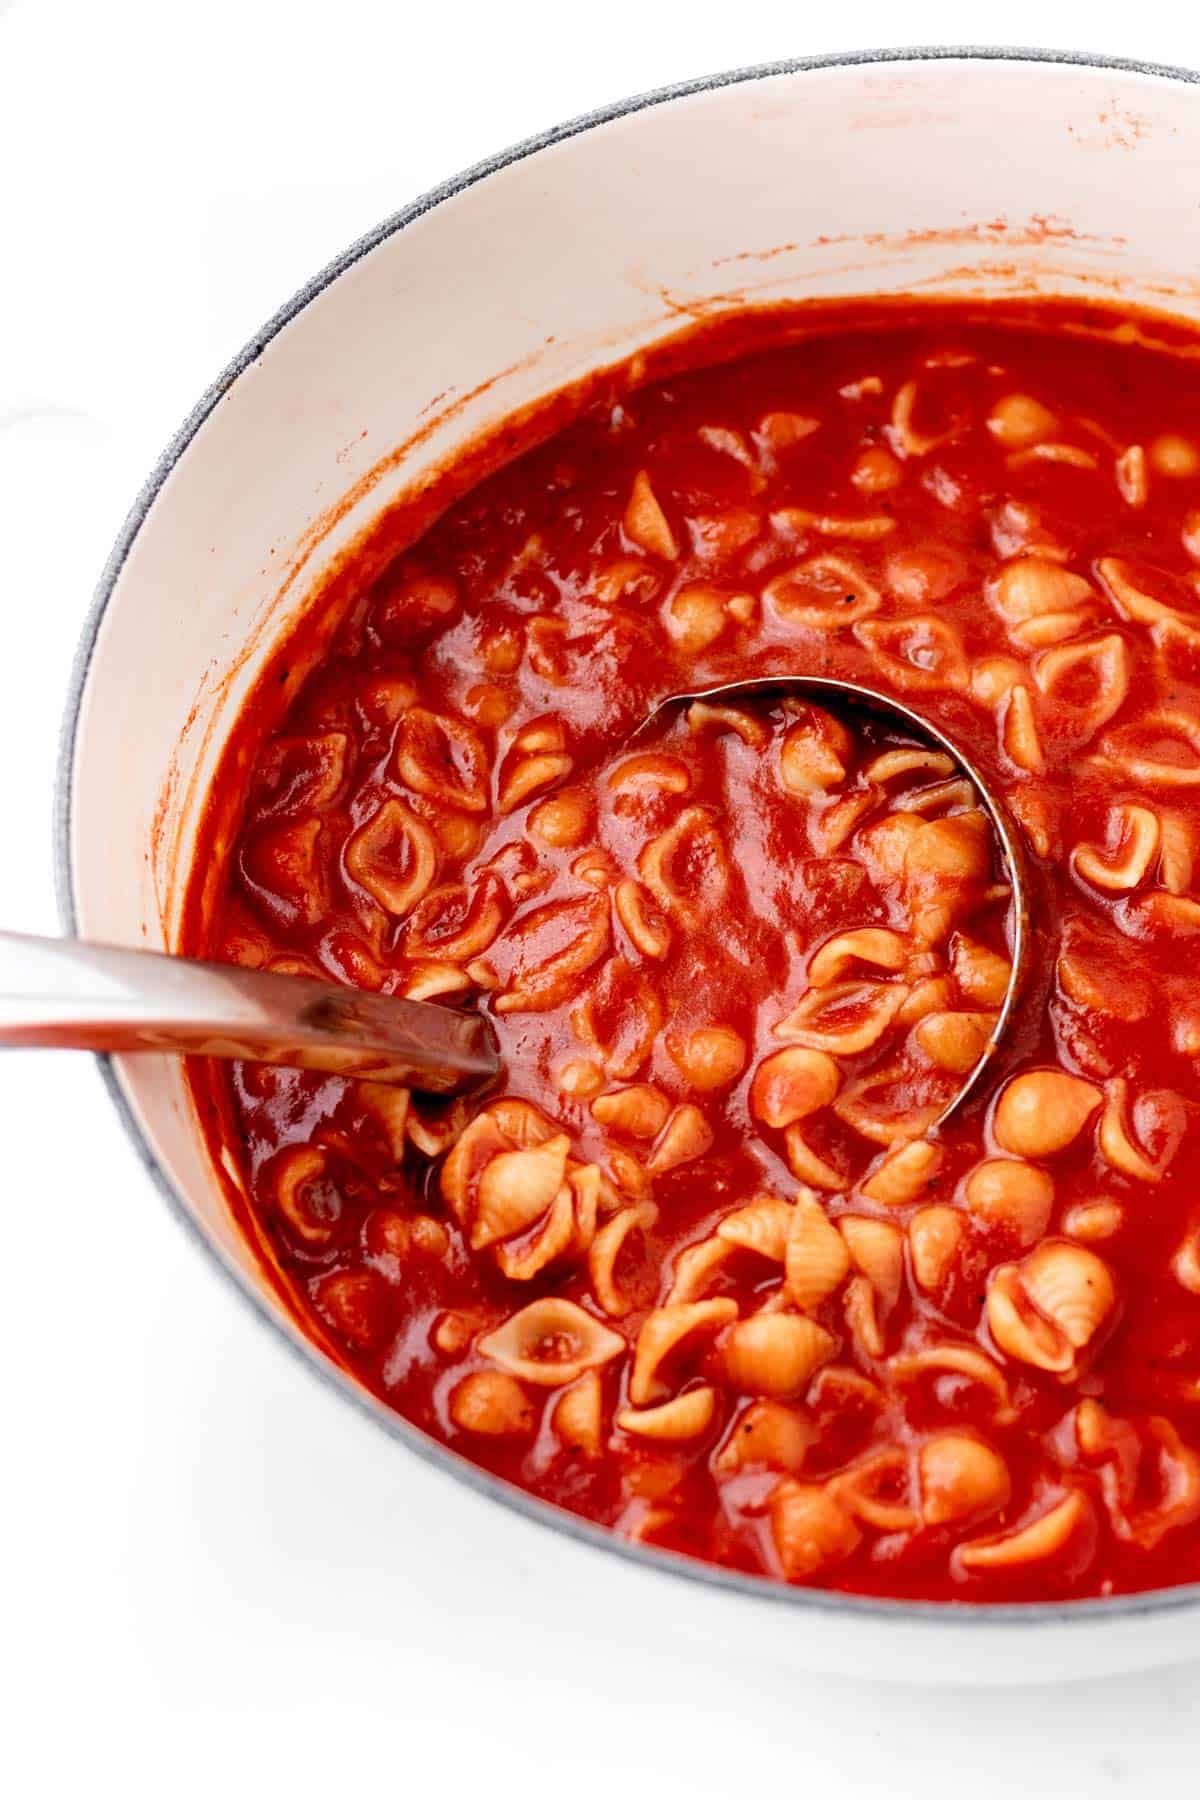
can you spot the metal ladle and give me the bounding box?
[625,676,1032,1127]
[7,679,1029,1112]
[0,930,499,1093]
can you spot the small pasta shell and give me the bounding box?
[1096,707,1200,788]
[713,1400,815,1474]
[913,1009,995,1074]
[774,981,908,1055]
[607,752,691,796]
[864,748,955,786]
[403,961,472,1002]
[957,1490,1091,1572]
[449,1370,536,1438]
[1116,444,1148,507]
[484,1097,557,1146]
[763,554,882,630]
[572,955,662,1080]
[989,557,1094,626]
[1158,814,1194,894]
[987,1265,1074,1374]
[1021,1241,1117,1350]
[273,1145,340,1248]
[528,788,592,848]
[778,708,852,793]
[855,615,969,692]
[861,1138,944,1206]
[807,927,909,987]
[472,1135,571,1250]
[369,1211,450,1267]
[344,799,439,918]
[991,1070,1101,1157]
[834,1063,942,1147]
[394,709,488,813]
[1122,1418,1200,1549]
[618,1387,717,1441]
[784,1124,845,1190]
[908,1204,964,1291]
[665,1235,737,1304]
[497,751,574,815]
[717,1196,793,1262]
[479,1298,625,1388]
[566,1163,605,1245]
[552,1370,604,1457]
[1033,633,1131,738]
[1097,1078,1166,1183]
[827,1446,917,1531]
[588,1202,658,1318]
[1150,434,1200,477]
[770,1480,861,1581]
[963,1157,1054,1246]
[637,807,732,931]
[839,1216,904,1310]
[671,1025,747,1092]
[624,469,678,560]
[1172,1229,1200,1296]
[889,378,950,458]
[590,556,660,607]
[557,1057,605,1099]
[1096,555,1186,626]
[1063,1199,1124,1242]
[1132,891,1200,933]
[887,1344,1014,1422]
[408,874,508,963]
[785,1192,852,1310]
[722,1313,835,1398]
[572,847,621,888]
[591,1084,671,1141]
[409,1095,470,1159]
[987,393,1057,449]
[492,891,610,1014]
[607,1146,649,1200]
[750,1046,840,1129]
[494,1185,577,1281]
[686,700,768,747]
[772,505,895,541]
[971,653,1026,708]
[630,1299,738,1405]
[851,442,900,487]
[646,1104,714,1175]
[1000,684,1044,774]
[950,934,1012,1006]
[613,877,671,960]
[357,1083,412,1162]
[699,422,758,469]
[432,1310,480,1357]
[919,1433,1011,1526]
[1071,804,1160,893]
[843,1275,887,1358]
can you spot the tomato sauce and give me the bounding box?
[192,305,1200,1600]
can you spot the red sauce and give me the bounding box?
[191,304,1200,1601]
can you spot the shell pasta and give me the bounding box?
[194,304,1200,1602]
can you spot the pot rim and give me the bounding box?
[55,43,1200,1631]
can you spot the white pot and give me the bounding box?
[58,47,1200,1683]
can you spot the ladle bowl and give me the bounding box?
[627,674,1032,1127]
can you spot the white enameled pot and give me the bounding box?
[58,48,1200,1683]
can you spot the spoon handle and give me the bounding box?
[0,930,498,1093]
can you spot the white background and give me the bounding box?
[3,1,1199,1792]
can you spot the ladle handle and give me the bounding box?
[0,930,499,1093]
